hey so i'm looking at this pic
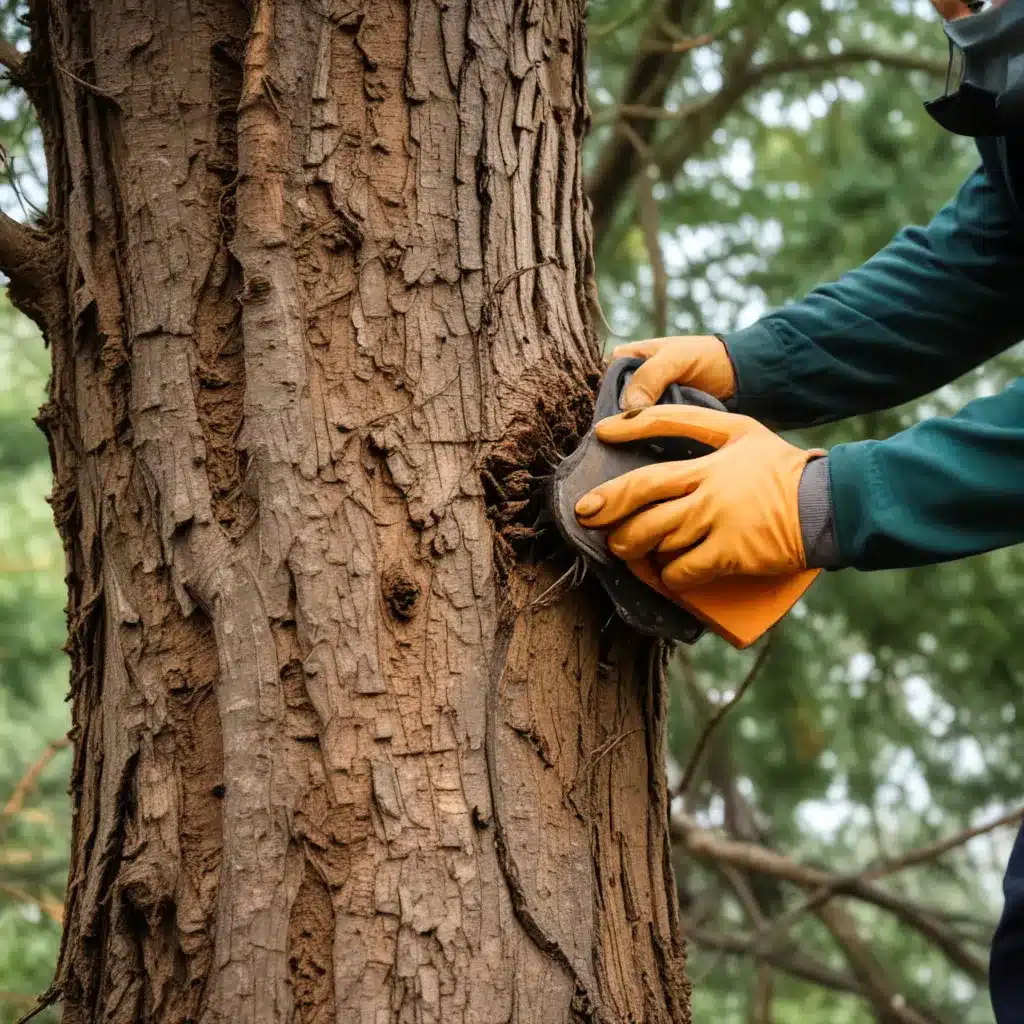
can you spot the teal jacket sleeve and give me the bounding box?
[828,380,1024,569]
[723,165,1024,429]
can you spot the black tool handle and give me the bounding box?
[596,356,726,463]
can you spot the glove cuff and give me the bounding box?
[798,456,842,569]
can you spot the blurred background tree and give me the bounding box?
[0,0,1019,1021]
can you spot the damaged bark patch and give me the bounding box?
[194,35,254,538]
[482,367,599,572]
[288,862,336,1024]
[168,677,224,1016]
[382,566,421,621]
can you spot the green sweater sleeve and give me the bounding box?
[828,380,1024,570]
[723,165,1024,430]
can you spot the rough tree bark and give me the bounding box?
[8,0,690,1021]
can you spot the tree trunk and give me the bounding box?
[19,0,690,1020]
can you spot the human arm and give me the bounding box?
[620,164,1024,428]
[823,379,1024,569]
[724,165,1024,429]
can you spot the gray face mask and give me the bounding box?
[925,0,1024,137]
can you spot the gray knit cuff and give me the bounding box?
[798,457,841,569]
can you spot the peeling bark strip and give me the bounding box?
[27,0,690,1021]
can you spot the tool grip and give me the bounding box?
[602,358,818,648]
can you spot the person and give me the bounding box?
[573,0,1024,1018]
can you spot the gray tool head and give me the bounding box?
[549,357,726,643]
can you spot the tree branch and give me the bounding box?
[586,0,705,240]
[858,804,1024,885]
[592,101,705,126]
[2,738,71,822]
[749,965,774,1024]
[652,44,948,182]
[0,992,38,1007]
[636,172,668,337]
[813,900,936,1024]
[0,883,63,924]
[639,33,714,55]
[686,924,868,996]
[749,805,1023,970]
[0,211,56,323]
[674,637,773,799]
[671,813,989,982]
[744,48,948,86]
[0,38,24,76]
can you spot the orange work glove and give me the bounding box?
[930,0,975,19]
[574,405,823,590]
[613,336,736,411]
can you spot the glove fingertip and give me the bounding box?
[620,386,654,412]
[661,562,710,591]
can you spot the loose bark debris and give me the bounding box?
[482,368,599,569]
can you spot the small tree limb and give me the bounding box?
[636,172,668,337]
[639,33,714,55]
[674,637,773,799]
[672,813,989,981]
[686,924,868,996]
[814,900,936,1024]
[0,37,24,75]
[0,212,56,323]
[2,738,72,822]
[651,46,948,195]
[750,804,1024,964]
[591,101,705,125]
[749,964,774,1024]
[745,48,948,86]
[859,804,1024,884]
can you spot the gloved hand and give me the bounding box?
[574,405,824,589]
[613,336,736,411]
[930,0,975,19]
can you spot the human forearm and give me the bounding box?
[803,381,1024,570]
[724,166,1024,429]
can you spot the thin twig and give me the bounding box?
[639,33,714,54]
[671,813,989,981]
[3,738,71,820]
[618,102,704,120]
[744,48,948,86]
[767,804,1024,939]
[590,101,706,127]
[749,965,774,1024]
[0,992,39,1006]
[0,38,23,75]
[589,727,642,769]
[673,638,773,799]
[615,118,655,162]
[0,883,62,924]
[859,804,1024,883]
[492,258,557,296]
[686,924,867,996]
[526,560,586,610]
[55,60,121,102]
[636,173,668,336]
[14,985,60,1024]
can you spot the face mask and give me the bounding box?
[925,0,1024,136]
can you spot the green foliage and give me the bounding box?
[0,300,67,1022]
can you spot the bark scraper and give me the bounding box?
[547,357,818,649]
